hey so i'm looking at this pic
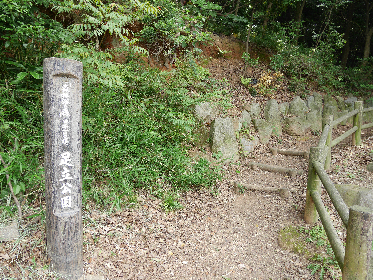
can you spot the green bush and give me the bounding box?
[0,0,225,217]
[0,0,66,86]
[0,87,44,217]
[80,58,222,208]
[54,0,157,50]
[208,14,248,37]
[0,49,223,216]
[139,0,216,61]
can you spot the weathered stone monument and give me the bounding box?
[210,117,239,162]
[44,58,83,279]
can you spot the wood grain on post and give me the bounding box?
[352,101,363,146]
[343,205,373,280]
[44,58,83,279]
[324,115,333,171]
[304,147,325,224]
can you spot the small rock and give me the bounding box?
[244,102,261,118]
[322,104,338,121]
[289,96,308,116]
[232,118,242,132]
[253,119,273,144]
[283,117,305,136]
[279,102,289,115]
[264,99,282,136]
[367,162,373,173]
[313,92,323,109]
[335,96,345,110]
[240,136,259,155]
[210,117,239,162]
[194,102,217,123]
[324,95,338,108]
[0,220,19,241]
[240,110,251,128]
[278,188,291,199]
[344,97,358,110]
[306,110,322,131]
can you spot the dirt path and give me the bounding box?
[76,128,371,280]
[81,185,311,279]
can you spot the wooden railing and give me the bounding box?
[304,100,373,278]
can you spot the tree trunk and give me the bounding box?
[341,3,354,68]
[246,9,255,53]
[294,0,306,44]
[295,0,306,23]
[362,27,373,66]
[263,2,273,30]
[362,1,373,66]
[234,0,241,16]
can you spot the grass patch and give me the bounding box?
[279,224,341,279]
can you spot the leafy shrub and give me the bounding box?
[54,0,157,51]
[0,0,223,216]
[209,14,248,37]
[0,87,44,217]
[56,43,128,88]
[305,226,340,279]
[270,23,346,93]
[139,0,216,62]
[0,0,66,86]
[81,64,222,208]
[242,52,259,67]
[344,57,373,95]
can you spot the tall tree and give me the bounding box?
[362,0,373,66]
[340,1,355,68]
[294,0,306,44]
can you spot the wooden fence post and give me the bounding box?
[304,147,326,224]
[43,58,83,279]
[352,101,363,146]
[324,115,333,171]
[343,205,373,280]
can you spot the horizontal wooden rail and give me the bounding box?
[331,126,358,147]
[310,190,345,269]
[363,107,373,113]
[270,147,309,159]
[331,109,358,127]
[247,161,303,177]
[362,122,373,129]
[313,161,349,227]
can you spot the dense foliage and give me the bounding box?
[0,0,224,216]
[209,0,373,95]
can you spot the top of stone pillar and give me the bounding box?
[43,57,83,81]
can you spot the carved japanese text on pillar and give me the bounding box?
[54,81,79,217]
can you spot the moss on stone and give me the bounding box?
[278,225,321,259]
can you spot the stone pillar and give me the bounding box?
[43,58,83,279]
